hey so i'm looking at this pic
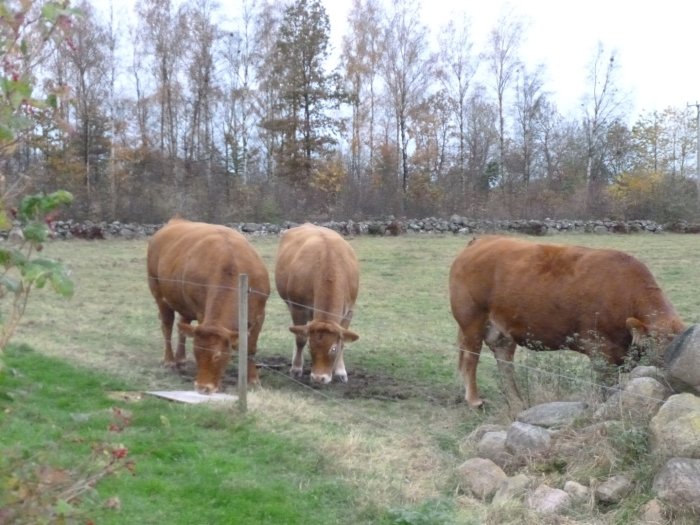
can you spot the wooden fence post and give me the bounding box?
[237,273,248,413]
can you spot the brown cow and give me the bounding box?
[275,224,359,384]
[147,218,270,394]
[449,235,685,408]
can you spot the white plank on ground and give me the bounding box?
[146,390,238,404]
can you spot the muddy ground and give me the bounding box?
[172,355,461,406]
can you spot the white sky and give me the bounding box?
[99,0,699,119]
[324,0,700,118]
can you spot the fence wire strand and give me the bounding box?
[148,271,700,439]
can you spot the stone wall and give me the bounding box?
[22,216,700,240]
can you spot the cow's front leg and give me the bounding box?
[333,309,353,383]
[291,336,306,378]
[175,315,191,365]
[289,305,308,378]
[333,349,348,383]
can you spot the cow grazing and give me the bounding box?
[275,224,359,384]
[147,218,270,394]
[449,235,685,408]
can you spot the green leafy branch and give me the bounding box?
[0,190,74,357]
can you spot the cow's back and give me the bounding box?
[148,218,269,322]
[275,224,358,316]
[450,235,676,354]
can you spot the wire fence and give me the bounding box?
[148,274,700,436]
[149,274,349,322]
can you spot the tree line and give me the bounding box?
[2,0,698,223]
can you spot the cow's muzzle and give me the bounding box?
[195,382,217,395]
[310,372,332,384]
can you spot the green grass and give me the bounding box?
[0,347,377,524]
[3,232,700,524]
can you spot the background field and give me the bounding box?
[4,232,700,523]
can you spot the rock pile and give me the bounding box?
[457,329,700,522]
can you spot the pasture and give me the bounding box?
[3,232,700,524]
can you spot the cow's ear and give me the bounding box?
[179,321,196,337]
[289,325,309,336]
[626,317,647,345]
[341,328,359,342]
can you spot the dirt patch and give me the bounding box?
[171,355,453,404]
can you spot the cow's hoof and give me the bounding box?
[466,398,485,409]
[289,367,303,378]
[334,373,348,383]
[162,360,178,369]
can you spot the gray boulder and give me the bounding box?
[456,457,507,501]
[516,401,588,428]
[596,377,671,421]
[505,421,552,457]
[629,365,666,382]
[653,458,700,514]
[492,473,533,505]
[649,393,700,458]
[477,431,513,468]
[527,484,571,515]
[564,480,590,503]
[621,377,671,414]
[664,324,700,393]
[638,499,666,524]
[595,475,633,504]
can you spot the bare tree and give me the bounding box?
[537,99,574,189]
[42,1,111,216]
[134,0,188,158]
[253,0,284,181]
[221,0,259,189]
[342,0,383,185]
[484,9,523,192]
[581,43,627,215]
[513,65,546,189]
[437,15,477,204]
[380,0,434,202]
[464,88,498,212]
[183,0,219,208]
[105,0,119,219]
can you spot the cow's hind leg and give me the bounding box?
[289,305,309,378]
[457,319,488,408]
[485,326,525,412]
[157,302,177,367]
[245,307,266,386]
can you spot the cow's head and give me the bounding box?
[289,320,359,384]
[179,322,238,394]
[626,316,686,363]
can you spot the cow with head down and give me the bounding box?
[275,224,359,384]
[449,235,685,408]
[147,218,270,394]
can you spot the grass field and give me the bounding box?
[2,232,699,523]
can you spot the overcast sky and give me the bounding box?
[324,0,700,118]
[100,0,699,119]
